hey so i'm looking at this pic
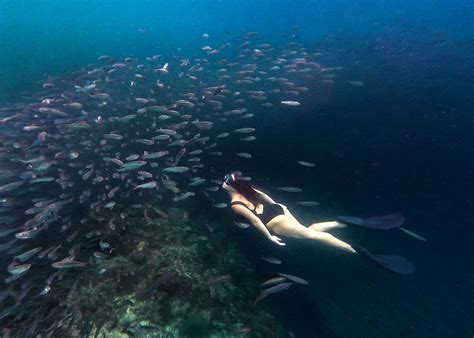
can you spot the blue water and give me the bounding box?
[1,0,473,337]
[1,0,472,102]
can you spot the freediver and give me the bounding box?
[222,172,414,274]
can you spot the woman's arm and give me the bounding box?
[231,205,285,246]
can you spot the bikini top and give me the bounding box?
[230,200,284,225]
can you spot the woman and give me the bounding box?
[222,173,415,274]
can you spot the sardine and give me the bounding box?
[278,273,309,285]
[163,166,189,173]
[261,256,282,264]
[254,282,293,305]
[277,187,302,193]
[134,181,157,190]
[297,161,315,167]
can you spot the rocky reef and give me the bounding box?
[46,206,282,338]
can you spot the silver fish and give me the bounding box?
[154,134,170,141]
[254,282,293,305]
[118,114,137,122]
[118,161,147,172]
[348,81,365,87]
[103,133,124,140]
[137,171,153,178]
[143,151,169,159]
[14,247,43,262]
[104,157,124,166]
[134,181,157,190]
[297,161,315,167]
[234,221,250,229]
[296,201,319,207]
[126,154,140,161]
[30,177,55,183]
[0,181,25,194]
[173,191,195,202]
[104,202,116,209]
[189,178,206,186]
[136,139,154,145]
[188,149,203,155]
[51,258,86,269]
[216,132,229,138]
[278,273,309,285]
[399,227,427,242]
[260,276,287,287]
[281,100,300,107]
[163,166,189,173]
[174,148,186,165]
[15,228,41,239]
[277,187,302,193]
[261,256,282,264]
[234,127,255,134]
[8,263,32,275]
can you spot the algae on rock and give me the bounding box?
[60,211,283,337]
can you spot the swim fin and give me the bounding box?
[337,213,404,230]
[353,244,415,274]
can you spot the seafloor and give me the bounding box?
[37,203,283,338]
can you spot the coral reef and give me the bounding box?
[55,207,282,337]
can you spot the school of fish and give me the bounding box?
[0,31,336,332]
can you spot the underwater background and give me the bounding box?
[1,0,473,337]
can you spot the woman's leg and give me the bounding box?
[298,227,356,253]
[308,221,347,232]
[271,207,414,274]
[269,216,356,253]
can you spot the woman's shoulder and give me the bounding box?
[231,200,249,207]
[230,198,255,210]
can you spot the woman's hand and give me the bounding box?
[269,235,286,246]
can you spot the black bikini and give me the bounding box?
[230,200,284,225]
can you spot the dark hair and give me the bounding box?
[226,174,262,204]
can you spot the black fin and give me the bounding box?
[353,245,415,274]
[337,213,404,230]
